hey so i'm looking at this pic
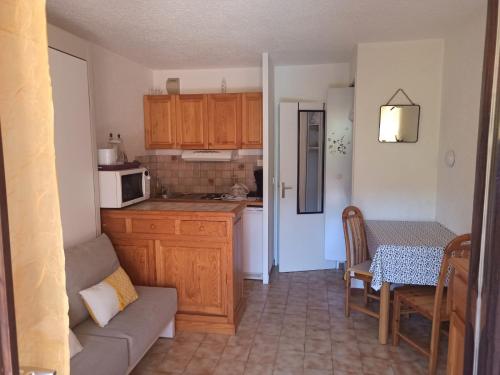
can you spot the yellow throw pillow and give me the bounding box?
[104,267,138,310]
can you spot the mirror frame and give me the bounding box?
[378,104,421,143]
[296,109,326,215]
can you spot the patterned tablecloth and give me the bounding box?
[365,221,456,291]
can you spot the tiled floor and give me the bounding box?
[133,269,448,374]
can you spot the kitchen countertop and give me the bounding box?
[112,199,246,215]
[152,195,263,207]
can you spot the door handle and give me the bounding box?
[281,182,293,198]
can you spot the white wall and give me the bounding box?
[90,44,153,160]
[352,39,444,220]
[273,63,351,179]
[48,24,154,161]
[48,24,101,240]
[49,48,98,247]
[48,24,154,245]
[153,67,262,93]
[436,10,486,234]
[274,63,351,105]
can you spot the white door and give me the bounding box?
[49,48,98,248]
[278,102,334,272]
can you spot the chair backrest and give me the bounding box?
[342,206,369,269]
[433,233,471,320]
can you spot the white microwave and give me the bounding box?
[98,168,151,208]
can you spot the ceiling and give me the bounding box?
[46,0,485,69]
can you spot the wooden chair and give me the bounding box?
[342,206,379,319]
[392,233,471,375]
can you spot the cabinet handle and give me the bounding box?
[199,225,205,232]
[150,224,156,230]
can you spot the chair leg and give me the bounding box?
[392,293,401,346]
[363,282,369,306]
[428,319,441,375]
[345,276,351,318]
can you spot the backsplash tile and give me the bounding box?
[137,155,261,196]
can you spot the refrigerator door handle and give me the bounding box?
[281,182,293,198]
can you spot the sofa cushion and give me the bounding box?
[65,234,120,327]
[69,329,83,358]
[71,334,128,375]
[73,286,177,366]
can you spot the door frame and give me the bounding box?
[0,124,19,374]
[465,0,500,372]
[262,53,276,283]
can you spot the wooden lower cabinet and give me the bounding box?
[155,241,228,316]
[232,217,244,316]
[447,258,469,374]
[112,238,156,286]
[101,207,245,334]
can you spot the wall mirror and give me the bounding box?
[297,110,325,214]
[379,105,420,143]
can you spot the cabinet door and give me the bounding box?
[144,95,177,148]
[241,92,263,148]
[155,241,227,316]
[176,94,208,149]
[208,93,242,149]
[232,217,244,314]
[112,238,156,286]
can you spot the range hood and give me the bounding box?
[181,150,235,162]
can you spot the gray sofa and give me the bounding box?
[66,234,177,375]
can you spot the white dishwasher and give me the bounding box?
[243,206,263,279]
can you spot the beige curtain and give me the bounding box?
[0,1,69,373]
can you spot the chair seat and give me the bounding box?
[348,260,372,277]
[395,286,449,321]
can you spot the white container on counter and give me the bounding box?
[98,148,117,165]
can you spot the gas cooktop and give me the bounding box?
[161,193,261,201]
[200,193,224,200]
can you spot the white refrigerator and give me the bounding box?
[324,87,354,262]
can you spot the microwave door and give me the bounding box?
[121,173,144,204]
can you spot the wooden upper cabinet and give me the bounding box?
[144,95,177,148]
[241,92,263,148]
[144,92,262,150]
[208,93,242,149]
[176,94,208,149]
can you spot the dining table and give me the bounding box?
[365,220,456,344]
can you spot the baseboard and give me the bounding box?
[159,317,175,338]
[244,272,263,280]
